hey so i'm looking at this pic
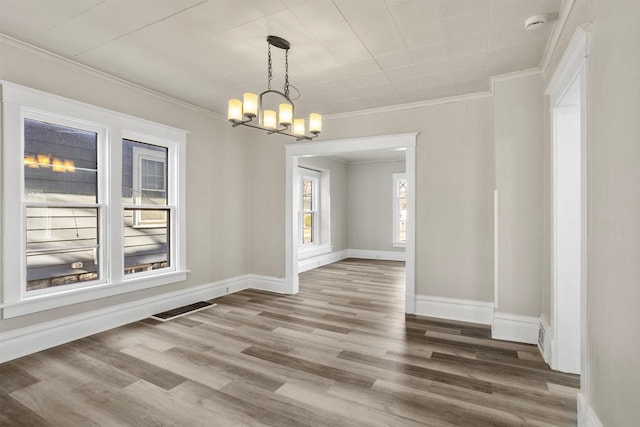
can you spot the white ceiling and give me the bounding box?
[0,0,561,117]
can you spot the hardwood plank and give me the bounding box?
[0,363,40,394]
[80,344,186,390]
[338,350,494,394]
[242,346,376,388]
[0,391,53,427]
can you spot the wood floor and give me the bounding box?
[0,259,579,426]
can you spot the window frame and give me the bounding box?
[392,172,407,247]
[1,81,188,319]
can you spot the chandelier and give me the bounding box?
[227,35,322,141]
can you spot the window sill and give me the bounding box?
[298,243,333,260]
[1,270,189,319]
[392,242,406,248]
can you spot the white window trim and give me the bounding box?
[1,81,188,319]
[299,168,321,247]
[392,172,407,247]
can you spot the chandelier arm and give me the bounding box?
[230,120,316,141]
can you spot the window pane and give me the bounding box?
[122,139,168,205]
[399,198,407,219]
[26,207,100,291]
[303,196,312,211]
[399,220,407,242]
[24,118,98,203]
[302,213,313,244]
[124,208,170,275]
[398,179,407,198]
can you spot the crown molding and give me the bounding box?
[0,33,226,122]
[540,0,577,72]
[490,68,543,91]
[324,91,492,120]
[490,68,543,84]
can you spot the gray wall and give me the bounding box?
[346,160,405,252]
[494,74,544,317]
[248,97,495,302]
[0,37,249,332]
[298,156,348,253]
[323,100,496,302]
[544,1,640,424]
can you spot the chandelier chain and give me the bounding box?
[267,42,272,91]
[284,49,290,98]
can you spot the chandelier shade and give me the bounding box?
[227,35,321,141]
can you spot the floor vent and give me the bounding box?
[538,323,545,350]
[150,301,216,322]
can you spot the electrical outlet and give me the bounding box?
[71,261,83,269]
[226,287,229,293]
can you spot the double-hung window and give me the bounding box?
[300,169,320,246]
[124,139,171,275]
[23,116,104,292]
[392,173,407,247]
[2,81,187,318]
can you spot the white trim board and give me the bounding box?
[347,249,405,262]
[0,274,289,364]
[415,295,494,325]
[492,312,540,344]
[298,249,348,273]
[577,393,604,427]
[247,275,289,294]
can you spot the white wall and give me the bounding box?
[0,37,249,332]
[544,1,640,424]
[494,74,544,317]
[347,160,405,252]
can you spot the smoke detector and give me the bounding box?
[525,14,547,31]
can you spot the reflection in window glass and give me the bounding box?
[124,208,170,275]
[26,207,99,291]
[122,139,168,206]
[23,118,101,292]
[24,118,98,203]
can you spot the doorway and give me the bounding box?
[284,133,417,313]
[547,26,589,376]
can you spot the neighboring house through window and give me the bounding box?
[1,81,187,318]
[393,172,407,247]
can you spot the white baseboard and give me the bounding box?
[578,393,604,427]
[405,294,416,314]
[415,295,494,325]
[347,249,406,261]
[492,312,539,344]
[0,275,250,364]
[298,249,348,273]
[248,275,289,294]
